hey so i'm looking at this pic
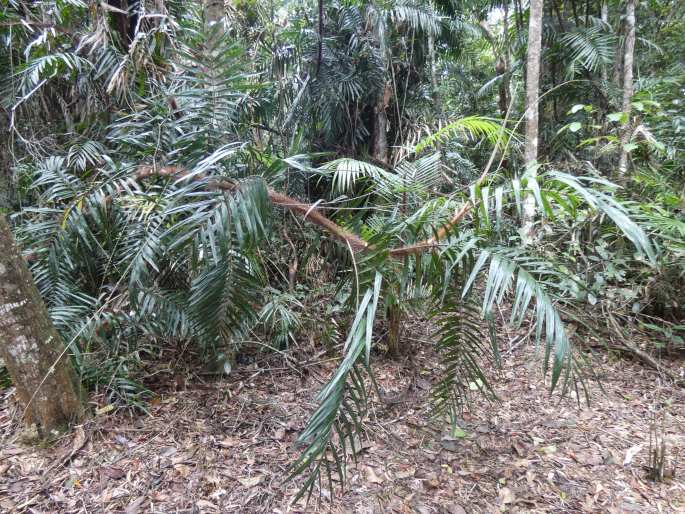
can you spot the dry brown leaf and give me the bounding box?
[362,465,384,484]
[572,451,603,466]
[498,486,515,505]
[158,446,177,458]
[195,499,219,511]
[623,444,642,465]
[512,441,527,457]
[171,451,195,465]
[445,504,467,514]
[99,466,126,480]
[124,497,145,514]
[238,475,263,487]
[174,463,192,477]
[217,437,239,448]
[395,466,416,480]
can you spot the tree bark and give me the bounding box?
[617,0,636,177]
[373,83,391,164]
[386,302,402,357]
[204,0,224,22]
[611,2,624,88]
[501,1,511,118]
[0,118,11,210]
[428,33,440,113]
[600,0,609,83]
[522,0,544,241]
[0,214,84,433]
[479,19,509,119]
[385,94,402,359]
[523,0,543,165]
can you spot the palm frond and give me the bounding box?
[415,116,508,153]
[463,247,578,392]
[431,297,497,427]
[291,271,383,502]
[560,26,616,75]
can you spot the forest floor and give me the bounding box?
[1,328,684,513]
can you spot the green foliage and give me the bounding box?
[0,365,11,389]
[1,0,682,505]
[559,25,616,76]
[291,268,383,502]
[258,289,304,348]
[431,298,497,427]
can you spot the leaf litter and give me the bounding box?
[0,338,683,513]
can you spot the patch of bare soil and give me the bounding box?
[1,340,683,513]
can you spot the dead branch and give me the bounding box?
[608,342,684,387]
[133,165,472,258]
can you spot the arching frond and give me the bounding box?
[560,26,616,75]
[321,158,393,194]
[291,270,383,502]
[462,247,578,392]
[415,116,508,153]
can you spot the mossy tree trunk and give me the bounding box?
[0,214,84,434]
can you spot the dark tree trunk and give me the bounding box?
[0,214,84,434]
[373,83,392,164]
[0,116,11,210]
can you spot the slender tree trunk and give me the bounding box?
[0,172,8,210]
[428,33,441,113]
[374,43,397,352]
[373,83,391,164]
[371,14,392,164]
[522,0,544,241]
[205,0,224,21]
[570,0,581,26]
[496,58,508,118]
[600,0,609,83]
[0,113,11,210]
[612,5,624,88]
[501,1,511,116]
[617,0,636,177]
[0,215,84,434]
[514,0,524,34]
[386,302,402,357]
[479,17,510,119]
[524,0,544,165]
